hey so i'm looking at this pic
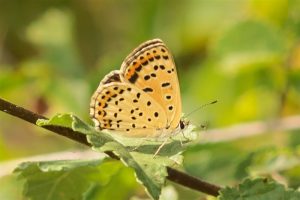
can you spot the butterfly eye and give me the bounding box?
[180,120,185,129]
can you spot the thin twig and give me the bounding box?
[0,97,222,197]
[202,115,300,143]
[166,167,220,197]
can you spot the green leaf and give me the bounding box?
[14,159,139,200]
[218,178,300,200]
[236,147,300,178]
[83,161,139,200]
[37,113,114,146]
[37,113,198,200]
[0,175,23,200]
[37,113,74,127]
[14,159,104,200]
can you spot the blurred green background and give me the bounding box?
[1,0,300,199]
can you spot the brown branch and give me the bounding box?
[0,97,221,197]
[166,167,220,196]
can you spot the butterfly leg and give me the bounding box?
[180,128,194,145]
[169,135,183,146]
[153,137,169,158]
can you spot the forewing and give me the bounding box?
[120,39,182,129]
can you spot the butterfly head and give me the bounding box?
[179,119,189,130]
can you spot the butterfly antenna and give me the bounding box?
[185,100,218,118]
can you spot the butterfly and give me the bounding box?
[90,39,186,140]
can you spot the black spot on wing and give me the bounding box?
[144,75,150,80]
[161,82,170,87]
[136,65,142,72]
[142,60,148,66]
[143,87,153,92]
[129,72,139,83]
